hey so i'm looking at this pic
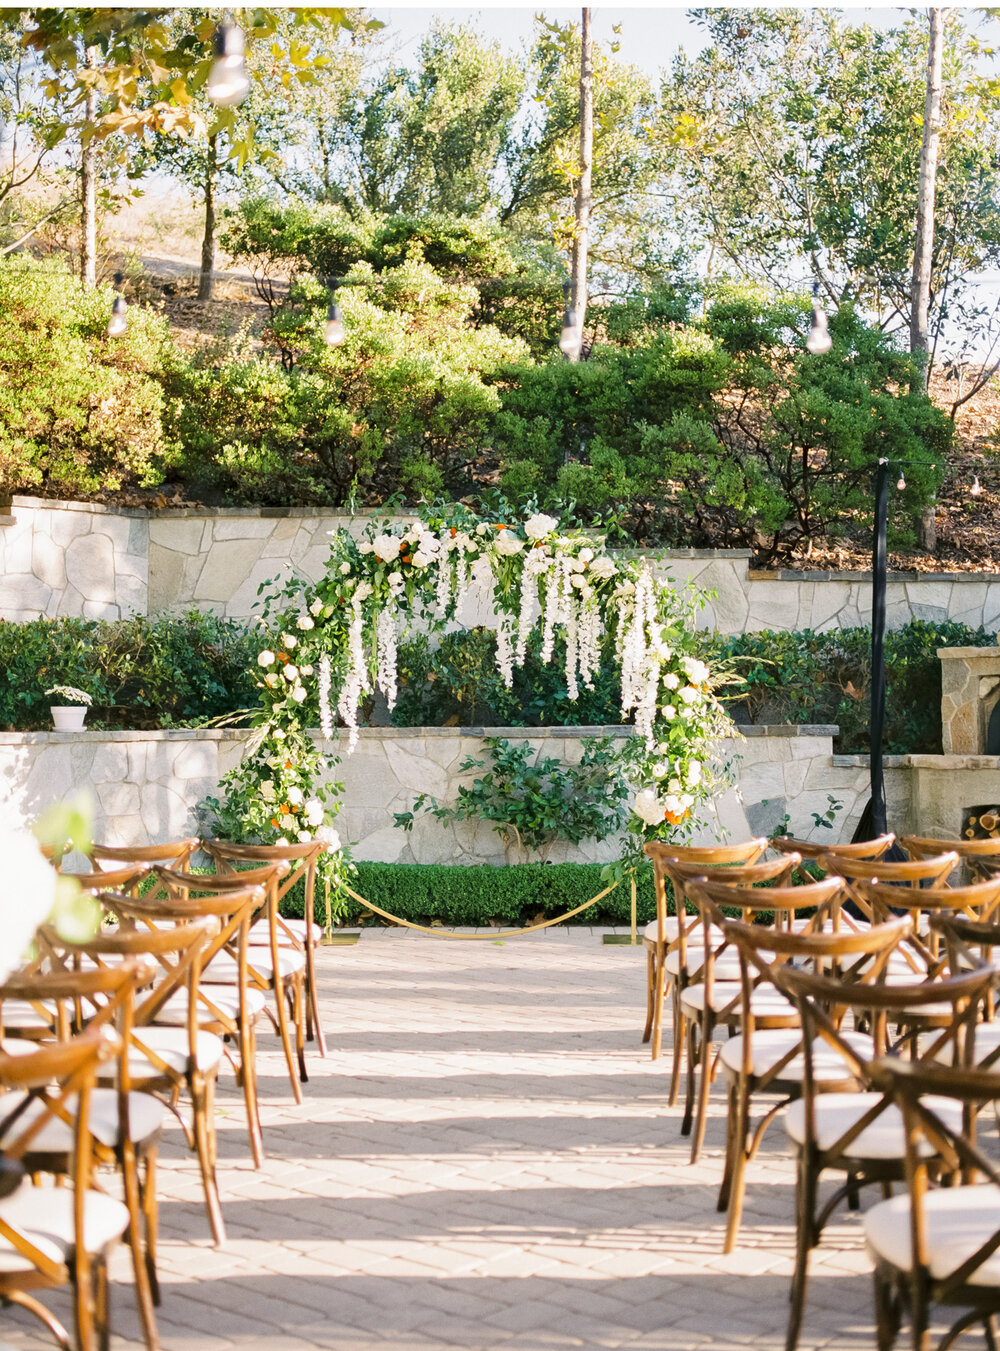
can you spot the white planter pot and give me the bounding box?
[50,705,88,731]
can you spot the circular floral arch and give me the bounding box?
[206,507,735,899]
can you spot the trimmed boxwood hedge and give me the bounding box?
[282,862,661,928]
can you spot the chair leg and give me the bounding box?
[305,942,326,1057]
[192,1074,226,1246]
[3,1290,72,1350]
[718,1081,737,1213]
[650,960,667,1061]
[723,1080,751,1253]
[873,1267,900,1351]
[143,1149,161,1307]
[94,1255,111,1351]
[238,1018,265,1166]
[642,949,655,1043]
[273,978,304,1105]
[73,1243,96,1351]
[668,983,685,1104]
[690,1015,715,1165]
[681,1015,697,1137]
[121,1140,161,1351]
[293,976,308,1085]
[786,1150,817,1351]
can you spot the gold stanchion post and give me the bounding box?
[603,872,640,945]
[319,872,361,946]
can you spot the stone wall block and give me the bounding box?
[31,532,66,590]
[149,518,205,557]
[193,540,269,603]
[48,511,92,548]
[1,574,54,617]
[212,519,275,542]
[65,534,115,604]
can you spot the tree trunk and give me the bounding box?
[198,134,218,302]
[80,45,98,286]
[568,8,593,361]
[909,8,944,387]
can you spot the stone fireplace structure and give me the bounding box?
[939,645,1000,755]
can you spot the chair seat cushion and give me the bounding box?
[785,1092,963,1160]
[0,1089,165,1153]
[864,1185,1000,1284]
[0,999,55,1031]
[207,948,305,983]
[680,982,795,1020]
[116,1027,224,1079]
[258,918,313,947]
[719,1028,874,1084]
[153,986,266,1026]
[643,918,723,945]
[0,1185,128,1273]
[664,949,745,980]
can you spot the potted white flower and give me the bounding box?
[45,685,93,731]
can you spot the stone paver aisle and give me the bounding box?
[5,930,883,1350]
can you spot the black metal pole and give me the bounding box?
[854,457,889,841]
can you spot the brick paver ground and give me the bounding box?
[3,928,907,1350]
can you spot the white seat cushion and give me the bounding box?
[0,1000,55,1030]
[0,1089,165,1152]
[0,1185,128,1273]
[118,1026,224,1078]
[257,918,313,947]
[0,1039,38,1057]
[719,1028,874,1083]
[643,918,723,944]
[680,982,796,1019]
[865,1185,1000,1284]
[153,986,266,1026]
[664,949,745,980]
[785,1092,963,1160]
[207,948,305,983]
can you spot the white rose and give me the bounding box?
[372,533,401,560]
[404,529,420,544]
[476,523,488,536]
[633,788,664,827]
[273,729,285,741]
[304,798,324,827]
[260,780,275,801]
[494,531,524,556]
[387,572,405,591]
[291,685,307,703]
[300,664,314,676]
[287,786,304,806]
[281,633,297,650]
[579,547,594,563]
[265,673,280,688]
[339,562,351,575]
[663,794,683,816]
[276,836,291,847]
[358,539,373,554]
[316,824,341,853]
[589,556,616,580]
[297,615,315,631]
[355,581,373,601]
[412,550,429,568]
[258,650,275,667]
[669,778,682,794]
[523,512,559,540]
[297,830,313,844]
[652,762,669,778]
[283,664,299,681]
[663,706,677,720]
[680,793,694,810]
[310,597,325,615]
[678,685,700,704]
[687,762,702,787]
[570,573,587,589]
[663,672,680,690]
[682,657,710,685]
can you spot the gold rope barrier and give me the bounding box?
[339,879,621,940]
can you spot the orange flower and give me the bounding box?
[283,760,292,769]
[277,652,289,663]
[270,817,279,828]
[401,554,411,564]
[280,804,290,815]
[450,527,458,537]
[496,523,507,531]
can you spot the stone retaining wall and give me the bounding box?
[0,724,875,865]
[5,497,1000,634]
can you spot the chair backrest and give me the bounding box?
[65,863,151,895]
[202,838,325,944]
[823,851,959,923]
[656,854,801,958]
[0,1027,118,1283]
[853,876,1000,976]
[771,833,895,863]
[642,838,769,946]
[901,834,1000,877]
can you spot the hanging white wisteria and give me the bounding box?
[207,504,735,890]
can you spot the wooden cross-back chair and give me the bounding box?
[771,833,896,867]
[201,838,328,1059]
[0,959,164,1350]
[902,834,1000,882]
[641,838,768,1065]
[154,861,307,1103]
[699,906,912,1254]
[770,959,994,1351]
[67,863,150,895]
[932,913,1000,1062]
[90,838,199,901]
[88,897,230,1244]
[820,852,960,923]
[0,1026,128,1351]
[654,853,802,1137]
[863,1059,1000,1351]
[679,874,843,1169]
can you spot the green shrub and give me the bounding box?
[332,861,659,927]
[0,255,174,499]
[0,613,260,730]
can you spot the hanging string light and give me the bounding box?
[896,471,906,491]
[106,272,127,338]
[805,280,833,355]
[207,23,250,108]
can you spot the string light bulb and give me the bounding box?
[324,300,345,347]
[106,272,127,338]
[896,472,906,491]
[972,475,982,497]
[805,280,833,355]
[207,23,249,108]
